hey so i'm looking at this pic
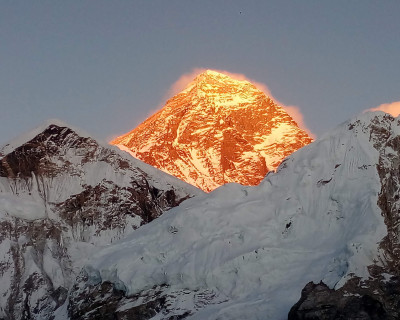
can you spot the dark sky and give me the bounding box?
[1,1,399,144]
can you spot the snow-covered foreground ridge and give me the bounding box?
[81,112,398,319]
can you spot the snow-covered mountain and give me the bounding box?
[0,121,200,320]
[70,112,400,319]
[112,70,312,192]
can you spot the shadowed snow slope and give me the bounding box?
[75,112,398,319]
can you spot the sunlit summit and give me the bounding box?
[112,70,312,191]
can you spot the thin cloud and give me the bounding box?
[166,68,273,98]
[284,105,315,139]
[166,68,315,138]
[167,68,206,97]
[368,101,400,117]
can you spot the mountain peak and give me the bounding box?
[112,72,312,191]
[199,69,224,76]
[178,70,262,110]
[0,119,94,156]
[181,69,261,94]
[194,69,248,82]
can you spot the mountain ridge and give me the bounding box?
[112,70,312,191]
[0,121,200,319]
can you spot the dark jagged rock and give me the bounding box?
[68,269,192,320]
[288,281,388,320]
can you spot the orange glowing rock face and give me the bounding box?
[111,70,313,192]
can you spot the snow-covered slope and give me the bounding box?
[0,121,201,319]
[71,112,400,319]
[112,70,312,192]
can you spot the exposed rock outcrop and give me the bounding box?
[288,281,388,320]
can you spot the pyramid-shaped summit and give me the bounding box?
[112,70,312,192]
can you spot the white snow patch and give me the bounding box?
[0,194,46,220]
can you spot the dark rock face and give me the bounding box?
[67,267,197,320]
[0,124,198,320]
[68,271,126,320]
[288,281,388,320]
[0,217,70,320]
[68,270,174,320]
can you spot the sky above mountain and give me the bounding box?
[1,1,399,146]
